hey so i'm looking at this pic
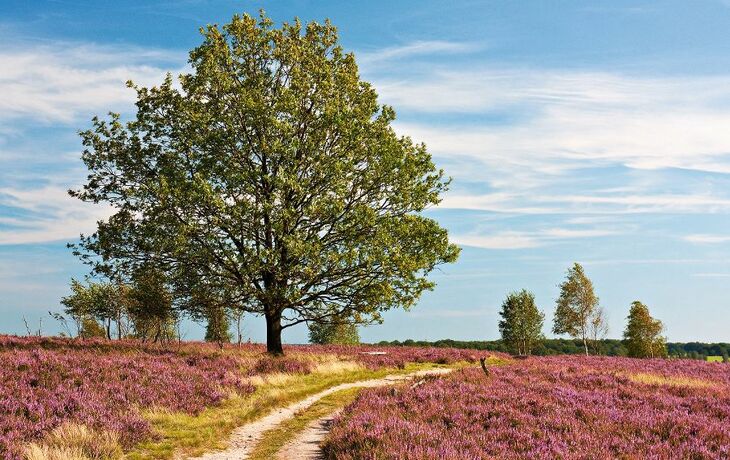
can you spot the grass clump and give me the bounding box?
[626,372,717,389]
[24,423,123,460]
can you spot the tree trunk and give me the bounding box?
[236,314,242,347]
[265,310,284,355]
[583,335,589,356]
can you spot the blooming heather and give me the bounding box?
[296,344,482,369]
[0,335,479,459]
[0,339,254,459]
[325,356,730,459]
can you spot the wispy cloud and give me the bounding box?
[0,42,184,123]
[683,234,730,244]
[453,227,618,250]
[4,38,730,247]
[358,40,479,65]
[0,40,182,245]
[407,307,498,318]
[380,69,730,176]
[692,272,730,277]
[441,192,730,215]
[373,64,730,223]
[0,185,112,245]
[452,232,540,250]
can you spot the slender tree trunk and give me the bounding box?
[236,313,242,347]
[583,335,589,356]
[265,309,283,355]
[116,311,123,340]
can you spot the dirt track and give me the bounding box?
[190,368,453,460]
[275,407,343,460]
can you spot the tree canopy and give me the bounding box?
[308,318,360,345]
[553,263,606,356]
[623,301,667,358]
[70,12,459,354]
[60,279,130,340]
[498,289,544,355]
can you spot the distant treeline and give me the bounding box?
[376,339,730,360]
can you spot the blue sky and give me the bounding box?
[1,0,730,343]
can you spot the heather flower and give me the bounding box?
[325,356,730,459]
[0,335,479,459]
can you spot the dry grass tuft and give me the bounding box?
[23,423,123,460]
[244,360,363,386]
[627,372,717,389]
[312,360,363,374]
[24,445,88,460]
[245,372,297,387]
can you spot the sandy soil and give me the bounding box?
[190,368,453,460]
[275,408,342,460]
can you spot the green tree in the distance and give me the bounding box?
[126,267,178,343]
[204,306,232,346]
[498,289,544,356]
[623,301,667,358]
[308,318,360,345]
[553,263,607,356]
[60,280,131,339]
[70,12,459,354]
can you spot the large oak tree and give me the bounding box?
[71,13,459,354]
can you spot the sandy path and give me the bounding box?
[190,368,453,460]
[275,408,343,460]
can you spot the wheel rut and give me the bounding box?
[190,368,453,460]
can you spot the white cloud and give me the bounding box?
[381,66,730,219]
[358,41,479,65]
[541,194,730,214]
[0,42,185,123]
[453,226,618,250]
[0,40,182,245]
[452,232,540,249]
[4,38,730,246]
[0,185,112,245]
[407,307,498,318]
[683,234,730,244]
[441,192,730,214]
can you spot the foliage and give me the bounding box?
[325,356,730,459]
[70,12,459,354]
[587,305,609,354]
[127,268,177,343]
[60,280,131,339]
[379,338,730,360]
[79,318,107,339]
[308,318,360,345]
[553,263,605,355]
[204,307,232,345]
[498,289,544,355]
[623,301,667,358]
